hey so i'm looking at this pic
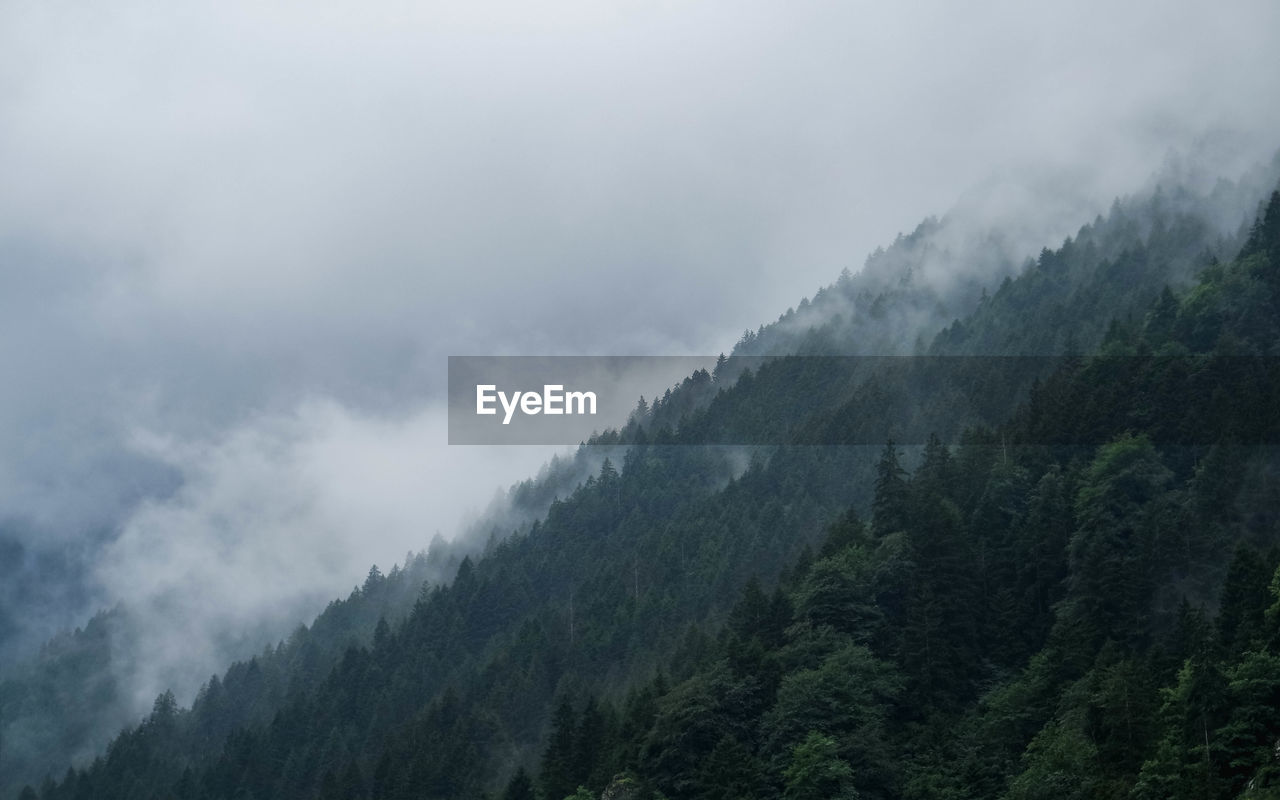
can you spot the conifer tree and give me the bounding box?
[872,440,909,537]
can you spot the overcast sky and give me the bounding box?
[1,0,1278,691]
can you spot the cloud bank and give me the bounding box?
[0,0,1278,705]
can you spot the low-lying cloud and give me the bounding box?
[0,0,1278,710]
[99,401,556,706]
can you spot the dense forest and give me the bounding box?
[6,161,1280,799]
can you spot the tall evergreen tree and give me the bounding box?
[540,698,579,800]
[872,440,909,537]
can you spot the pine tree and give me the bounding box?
[1242,190,1280,264]
[1134,653,1230,800]
[713,353,728,382]
[540,698,579,800]
[574,697,609,790]
[1059,434,1171,653]
[1217,545,1271,653]
[695,735,767,800]
[872,440,909,537]
[782,732,858,800]
[502,767,536,800]
[599,458,619,483]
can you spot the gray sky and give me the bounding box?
[1,0,1278,693]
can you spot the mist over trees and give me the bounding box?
[2,0,1279,795]
[6,152,1280,798]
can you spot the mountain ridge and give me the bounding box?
[6,153,1280,799]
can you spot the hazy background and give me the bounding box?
[1,0,1279,708]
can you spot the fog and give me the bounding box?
[1,0,1278,710]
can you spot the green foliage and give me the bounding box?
[541,698,580,800]
[1006,716,1101,800]
[782,732,858,800]
[502,767,536,800]
[21,167,1280,800]
[1059,434,1172,653]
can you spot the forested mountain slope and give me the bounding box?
[0,445,616,799]
[519,189,1280,800]
[11,166,1280,799]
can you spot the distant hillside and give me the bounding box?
[9,156,1280,800]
